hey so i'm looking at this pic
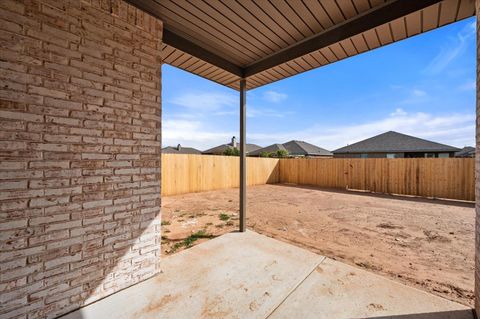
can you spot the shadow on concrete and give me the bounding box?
[365,308,475,318]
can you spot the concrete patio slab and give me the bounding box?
[62,230,323,319]
[269,258,473,319]
[61,231,472,319]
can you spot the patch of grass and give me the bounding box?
[169,230,215,253]
[161,220,171,226]
[219,213,230,221]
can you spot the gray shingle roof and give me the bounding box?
[248,144,287,156]
[333,131,460,154]
[203,142,262,155]
[455,146,475,157]
[162,146,202,155]
[282,140,332,156]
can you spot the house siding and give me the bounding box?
[0,1,162,318]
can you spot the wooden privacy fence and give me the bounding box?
[161,154,279,196]
[162,155,475,201]
[279,158,475,201]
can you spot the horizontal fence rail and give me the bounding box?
[161,154,279,196]
[279,158,475,201]
[161,155,475,201]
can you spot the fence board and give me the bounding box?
[161,154,279,196]
[278,158,475,201]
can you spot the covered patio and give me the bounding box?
[0,0,478,318]
[63,231,473,319]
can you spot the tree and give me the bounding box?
[275,150,289,158]
[223,147,239,156]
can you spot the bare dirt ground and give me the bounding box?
[161,184,475,307]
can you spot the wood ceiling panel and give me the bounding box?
[422,3,441,32]
[302,0,335,29]
[375,23,394,45]
[301,54,322,69]
[201,0,282,54]
[285,60,306,73]
[457,0,475,20]
[405,11,422,37]
[163,49,184,64]
[339,38,359,56]
[310,51,330,65]
[294,57,315,70]
[320,0,347,24]
[237,0,296,46]
[158,1,258,64]
[154,0,474,91]
[329,42,348,60]
[351,0,372,13]
[271,0,315,38]
[319,47,337,63]
[362,29,381,50]
[336,0,359,19]
[350,33,369,53]
[254,0,305,42]
[438,0,461,25]
[285,0,325,33]
[389,17,407,41]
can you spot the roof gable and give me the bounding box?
[283,140,332,156]
[333,131,460,154]
[162,146,202,154]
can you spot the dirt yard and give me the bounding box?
[161,184,475,307]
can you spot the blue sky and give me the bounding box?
[162,17,476,151]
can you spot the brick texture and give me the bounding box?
[0,1,162,318]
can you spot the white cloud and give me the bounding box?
[162,119,235,150]
[163,109,475,151]
[412,89,427,97]
[170,91,236,111]
[263,90,288,103]
[424,20,475,74]
[390,108,407,116]
[247,109,474,150]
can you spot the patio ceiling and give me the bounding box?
[127,0,475,90]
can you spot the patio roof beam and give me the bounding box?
[124,0,244,77]
[243,0,443,78]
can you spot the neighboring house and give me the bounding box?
[249,140,332,157]
[203,136,262,155]
[455,146,475,158]
[333,131,460,158]
[249,143,288,157]
[162,144,202,155]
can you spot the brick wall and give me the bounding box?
[0,1,162,318]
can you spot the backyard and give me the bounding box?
[161,184,475,307]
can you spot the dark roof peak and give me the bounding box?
[333,131,460,154]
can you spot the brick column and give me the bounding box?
[0,1,162,318]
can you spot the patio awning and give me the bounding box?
[127,0,474,90]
